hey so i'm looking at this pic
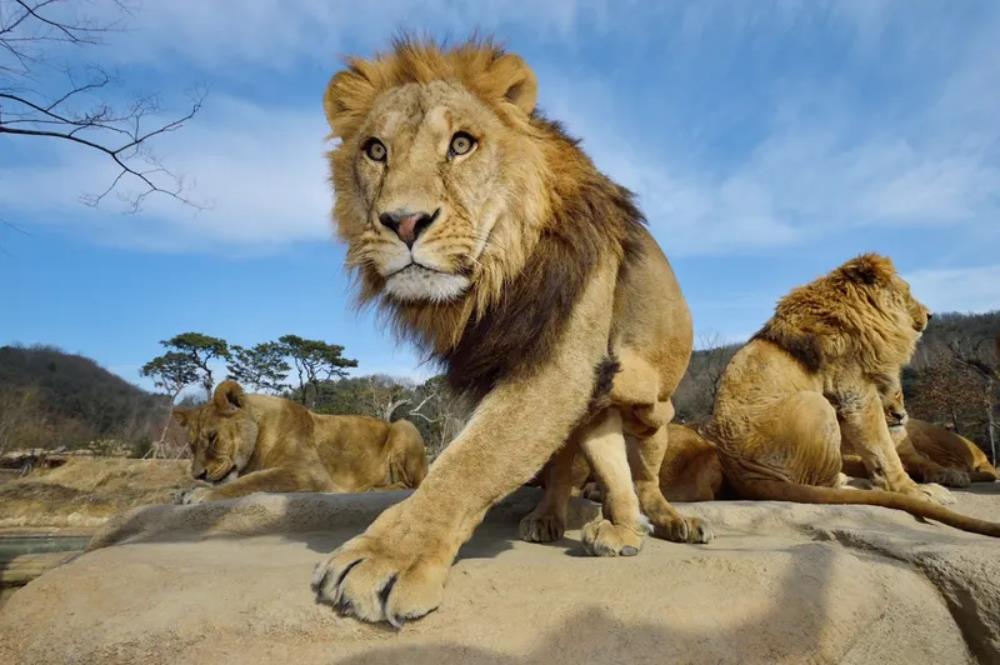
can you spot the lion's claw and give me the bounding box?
[654,516,713,544]
[582,518,646,557]
[518,510,566,543]
[313,530,449,627]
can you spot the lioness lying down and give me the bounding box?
[843,382,998,488]
[707,254,1000,537]
[173,381,428,504]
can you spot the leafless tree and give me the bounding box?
[946,333,1000,463]
[0,0,203,211]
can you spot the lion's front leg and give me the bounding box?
[176,466,331,504]
[838,387,929,500]
[313,274,615,626]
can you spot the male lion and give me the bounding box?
[707,254,1000,537]
[173,381,427,504]
[312,39,702,626]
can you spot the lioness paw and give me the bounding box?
[923,468,971,488]
[653,516,714,544]
[917,482,956,505]
[518,510,565,543]
[312,520,451,627]
[581,518,646,557]
[173,487,211,505]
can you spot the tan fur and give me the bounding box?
[172,381,427,504]
[842,381,995,488]
[312,39,700,626]
[707,254,1000,537]
[903,418,998,484]
[571,424,725,505]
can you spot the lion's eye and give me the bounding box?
[362,138,387,163]
[448,132,476,158]
[206,431,218,453]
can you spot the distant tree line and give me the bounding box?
[0,345,165,457]
[3,311,997,463]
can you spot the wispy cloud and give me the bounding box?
[0,98,332,250]
[904,265,1000,315]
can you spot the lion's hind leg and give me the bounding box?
[518,441,576,543]
[629,421,713,543]
[579,409,649,557]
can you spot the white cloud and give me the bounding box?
[904,265,1000,315]
[87,0,607,71]
[5,1,999,260]
[0,98,334,249]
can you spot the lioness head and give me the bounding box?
[323,39,548,308]
[172,380,258,483]
[877,378,909,444]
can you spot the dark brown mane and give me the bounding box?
[441,121,645,400]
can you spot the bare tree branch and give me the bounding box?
[0,0,202,211]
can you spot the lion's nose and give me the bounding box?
[378,208,439,248]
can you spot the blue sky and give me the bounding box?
[3,0,1000,391]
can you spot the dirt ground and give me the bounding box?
[0,457,193,530]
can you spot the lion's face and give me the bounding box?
[879,382,908,436]
[173,381,258,484]
[324,43,545,306]
[334,82,540,303]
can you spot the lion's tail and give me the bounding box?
[741,480,1000,538]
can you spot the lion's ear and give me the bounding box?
[323,65,378,138]
[486,53,537,115]
[840,253,895,286]
[213,380,246,414]
[172,408,190,427]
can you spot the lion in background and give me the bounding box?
[842,381,998,488]
[173,381,427,504]
[312,38,704,627]
[706,253,1000,537]
[905,419,998,483]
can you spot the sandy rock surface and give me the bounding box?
[2,485,999,665]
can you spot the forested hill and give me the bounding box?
[0,345,163,454]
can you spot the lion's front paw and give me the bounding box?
[312,525,451,627]
[916,482,957,505]
[653,516,714,544]
[581,518,647,557]
[518,509,565,543]
[174,486,212,505]
[923,468,971,488]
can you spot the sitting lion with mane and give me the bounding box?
[311,39,703,626]
[173,381,427,504]
[706,254,1000,537]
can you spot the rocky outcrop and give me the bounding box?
[2,485,999,664]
